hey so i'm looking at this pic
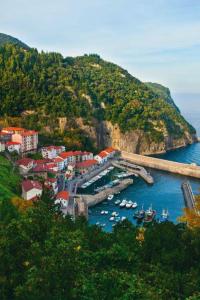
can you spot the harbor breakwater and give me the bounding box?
[78,178,133,209]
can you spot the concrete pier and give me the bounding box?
[121,151,200,179]
[78,178,133,208]
[112,160,154,184]
[181,182,196,210]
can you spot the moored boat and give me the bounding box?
[107,194,114,200]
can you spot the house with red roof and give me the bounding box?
[22,179,43,201]
[76,159,98,174]
[12,130,38,153]
[6,141,21,153]
[41,145,65,159]
[94,147,117,164]
[55,190,70,208]
[16,158,35,174]
[53,156,64,171]
[59,151,76,167]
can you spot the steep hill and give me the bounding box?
[0,33,29,49]
[0,41,197,154]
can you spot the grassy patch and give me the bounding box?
[0,155,21,201]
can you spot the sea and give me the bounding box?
[87,93,200,231]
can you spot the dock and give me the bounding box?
[78,178,133,209]
[181,182,196,210]
[112,160,154,184]
[121,151,200,179]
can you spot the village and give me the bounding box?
[0,126,123,218]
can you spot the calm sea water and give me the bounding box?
[88,95,200,231]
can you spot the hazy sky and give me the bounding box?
[1,0,200,93]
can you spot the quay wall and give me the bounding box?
[79,178,133,207]
[121,151,200,179]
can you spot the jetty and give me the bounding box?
[181,182,196,210]
[112,160,154,184]
[78,178,133,209]
[121,151,200,179]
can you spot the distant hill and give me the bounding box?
[0,33,29,49]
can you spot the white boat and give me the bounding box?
[104,211,109,215]
[132,202,138,209]
[115,200,121,205]
[126,201,133,209]
[101,210,105,215]
[119,200,127,208]
[109,216,115,221]
[107,194,114,200]
[121,216,127,221]
[96,222,100,226]
[111,212,119,217]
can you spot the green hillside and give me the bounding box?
[0,33,29,49]
[0,155,21,201]
[0,42,196,147]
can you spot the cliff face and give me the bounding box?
[74,119,196,155]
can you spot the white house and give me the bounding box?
[55,190,70,208]
[59,151,76,167]
[6,141,21,153]
[0,142,5,152]
[22,180,43,201]
[94,147,117,164]
[16,158,35,174]
[41,145,65,159]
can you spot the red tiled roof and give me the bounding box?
[76,159,97,169]
[16,158,34,167]
[22,180,42,192]
[32,165,47,172]
[6,141,21,146]
[98,151,108,158]
[56,190,69,200]
[2,127,25,132]
[53,157,64,163]
[59,151,75,159]
[0,131,12,136]
[21,130,38,136]
[104,147,116,154]
[35,159,51,165]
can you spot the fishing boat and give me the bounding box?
[119,199,127,208]
[132,202,138,209]
[134,207,145,221]
[115,200,121,205]
[107,194,114,200]
[160,209,169,222]
[144,206,156,223]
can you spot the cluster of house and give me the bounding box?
[19,146,117,208]
[0,127,38,153]
[0,126,118,213]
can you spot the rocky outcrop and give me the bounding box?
[75,119,197,155]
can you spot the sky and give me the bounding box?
[1,0,200,95]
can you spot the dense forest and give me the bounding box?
[0,194,200,300]
[0,43,196,146]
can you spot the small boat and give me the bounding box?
[104,211,109,215]
[96,222,100,226]
[160,209,169,222]
[134,208,145,221]
[115,216,121,222]
[101,210,105,215]
[126,201,133,209]
[109,216,115,221]
[132,202,138,209]
[119,200,127,208]
[144,206,156,223]
[115,200,121,205]
[107,194,114,201]
[111,212,119,217]
[121,216,127,221]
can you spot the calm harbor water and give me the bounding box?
[88,100,200,231]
